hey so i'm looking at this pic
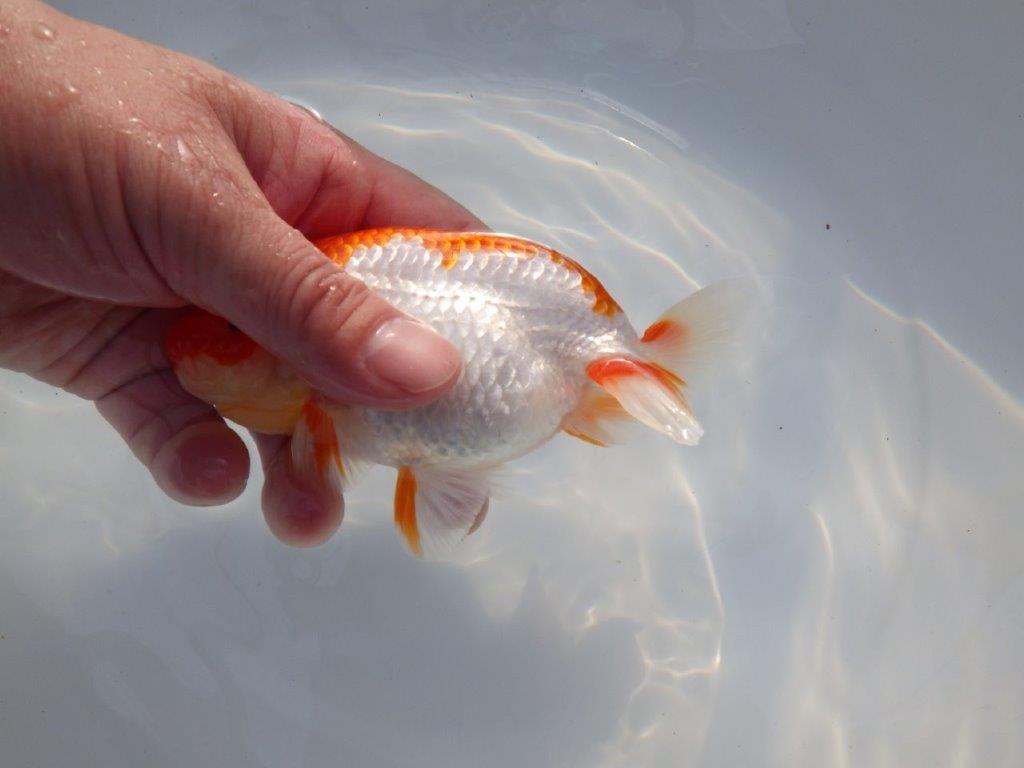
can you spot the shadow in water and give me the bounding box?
[1,514,645,768]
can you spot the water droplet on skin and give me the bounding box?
[116,99,124,107]
[176,137,194,162]
[93,66,102,76]
[0,24,12,37]
[65,83,79,95]
[31,22,56,41]
[283,98,323,123]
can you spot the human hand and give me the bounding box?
[0,0,484,545]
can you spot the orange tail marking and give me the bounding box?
[587,358,686,390]
[300,401,344,480]
[394,466,422,556]
[640,319,690,346]
[314,229,621,315]
[165,310,258,366]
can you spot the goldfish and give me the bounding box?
[166,229,742,556]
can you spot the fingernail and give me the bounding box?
[363,317,461,394]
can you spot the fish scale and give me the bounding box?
[334,235,635,468]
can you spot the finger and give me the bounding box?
[236,96,488,236]
[58,308,251,505]
[156,97,463,408]
[185,205,463,408]
[254,432,343,547]
[96,368,250,506]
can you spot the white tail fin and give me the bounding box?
[586,359,703,445]
[639,280,752,389]
[581,280,754,446]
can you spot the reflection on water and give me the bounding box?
[771,282,1024,768]
[1,81,1021,767]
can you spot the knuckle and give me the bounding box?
[275,251,375,335]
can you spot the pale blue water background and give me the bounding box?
[1,2,1023,766]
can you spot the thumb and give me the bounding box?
[187,206,462,408]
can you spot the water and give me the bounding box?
[2,65,1024,768]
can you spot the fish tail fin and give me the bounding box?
[639,280,752,386]
[584,280,753,444]
[561,385,634,447]
[586,358,703,445]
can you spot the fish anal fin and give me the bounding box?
[562,386,632,447]
[393,466,491,558]
[394,466,422,556]
[291,400,345,490]
[586,357,703,445]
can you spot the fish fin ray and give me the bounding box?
[290,400,345,491]
[393,465,491,558]
[640,279,754,394]
[587,358,703,445]
[561,386,634,446]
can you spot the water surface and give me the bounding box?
[1,79,1022,767]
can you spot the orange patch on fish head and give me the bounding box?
[165,310,258,367]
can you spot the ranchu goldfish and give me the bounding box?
[166,229,741,556]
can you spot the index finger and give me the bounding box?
[231,93,488,237]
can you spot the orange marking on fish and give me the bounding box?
[165,310,258,366]
[314,229,622,315]
[394,466,421,556]
[563,426,608,447]
[301,401,344,480]
[587,358,686,390]
[640,319,690,345]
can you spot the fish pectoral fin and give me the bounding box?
[562,385,634,447]
[290,400,348,491]
[394,466,491,558]
[587,358,704,445]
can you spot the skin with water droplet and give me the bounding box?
[176,137,193,162]
[31,21,56,41]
